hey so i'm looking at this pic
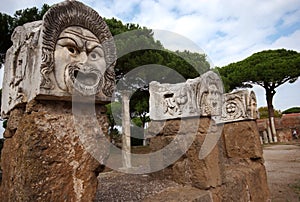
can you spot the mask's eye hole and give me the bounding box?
[68,47,78,54]
[89,51,101,61]
[90,52,97,59]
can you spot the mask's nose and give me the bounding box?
[78,52,88,65]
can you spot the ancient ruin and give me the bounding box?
[1,0,116,117]
[144,71,270,201]
[0,0,270,201]
[150,71,258,123]
[0,1,115,201]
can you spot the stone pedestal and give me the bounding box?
[148,118,224,189]
[0,1,116,201]
[148,118,270,201]
[0,100,109,201]
[223,120,263,159]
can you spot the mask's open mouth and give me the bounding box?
[74,70,98,86]
[66,65,102,96]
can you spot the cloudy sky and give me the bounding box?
[1,0,300,111]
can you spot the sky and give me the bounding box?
[0,0,300,111]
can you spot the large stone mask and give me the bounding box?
[54,26,106,96]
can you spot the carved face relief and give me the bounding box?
[207,84,221,115]
[250,97,258,118]
[54,26,106,95]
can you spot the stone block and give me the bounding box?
[0,2,116,199]
[149,117,224,189]
[149,72,258,124]
[1,0,116,117]
[143,186,213,202]
[212,160,270,201]
[0,100,110,201]
[223,120,263,159]
[221,90,258,123]
[149,71,223,120]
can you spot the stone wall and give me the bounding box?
[147,118,270,201]
[257,113,300,143]
[0,100,109,201]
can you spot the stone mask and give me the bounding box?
[54,26,106,96]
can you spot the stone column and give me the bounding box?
[267,124,273,143]
[263,131,269,144]
[270,117,278,143]
[121,91,132,168]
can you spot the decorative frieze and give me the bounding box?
[149,71,258,123]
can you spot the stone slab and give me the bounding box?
[149,72,258,123]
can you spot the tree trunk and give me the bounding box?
[266,89,277,142]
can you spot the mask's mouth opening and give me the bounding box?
[74,70,98,87]
[66,65,102,96]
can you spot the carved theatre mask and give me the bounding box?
[54,26,106,96]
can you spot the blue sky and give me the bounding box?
[0,0,300,111]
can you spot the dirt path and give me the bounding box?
[263,142,300,202]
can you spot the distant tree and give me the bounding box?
[0,5,211,132]
[130,89,150,128]
[282,107,300,114]
[0,13,14,64]
[106,102,122,135]
[219,49,300,138]
[0,4,50,65]
[258,106,282,119]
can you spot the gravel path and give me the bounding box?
[95,142,300,201]
[263,142,300,202]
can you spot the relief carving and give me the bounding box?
[220,90,258,123]
[41,0,116,96]
[163,86,189,116]
[149,71,258,123]
[149,71,223,120]
[54,26,106,95]
[197,72,223,117]
[1,1,116,117]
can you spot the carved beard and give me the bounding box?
[64,63,103,96]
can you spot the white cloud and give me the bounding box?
[271,30,300,51]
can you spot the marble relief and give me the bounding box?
[149,71,258,123]
[1,1,116,116]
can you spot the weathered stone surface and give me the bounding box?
[149,71,223,120]
[211,160,270,202]
[1,0,116,117]
[149,72,258,123]
[143,186,213,202]
[149,117,224,189]
[221,90,258,123]
[96,171,182,201]
[223,120,263,159]
[3,107,24,138]
[0,100,109,201]
[1,1,115,200]
[148,118,270,201]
